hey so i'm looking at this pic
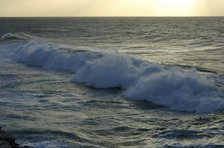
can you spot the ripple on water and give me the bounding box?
[154,129,211,139]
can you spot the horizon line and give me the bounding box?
[0,16,224,18]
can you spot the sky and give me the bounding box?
[0,0,224,17]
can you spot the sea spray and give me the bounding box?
[1,34,224,113]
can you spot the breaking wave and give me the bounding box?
[1,33,224,113]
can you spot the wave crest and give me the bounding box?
[2,38,223,113]
[1,32,33,41]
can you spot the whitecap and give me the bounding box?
[1,36,223,113]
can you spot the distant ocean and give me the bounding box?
[0,17,223,148]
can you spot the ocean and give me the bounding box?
[0,17,223,148]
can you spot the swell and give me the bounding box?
[13,129,103,147]
[0,33,33,41]
[1,33,224,113]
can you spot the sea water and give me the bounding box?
[0,17,223,147]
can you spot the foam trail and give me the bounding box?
[1,33,223,113]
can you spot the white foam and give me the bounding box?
[73,51,224,113]
[74,54,143,88]
[124,68,224,113]
[1,34,223,113]
[15,40,99,72]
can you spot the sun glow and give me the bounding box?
[1,0,224,16]
[152,0,194,16]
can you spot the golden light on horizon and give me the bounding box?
[0,0,224,16]
[152,0,194,16]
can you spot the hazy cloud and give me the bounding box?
[0,0,223,16]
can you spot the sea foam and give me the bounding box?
[1,33,224,113]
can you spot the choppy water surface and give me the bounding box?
[0,17,224,147]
